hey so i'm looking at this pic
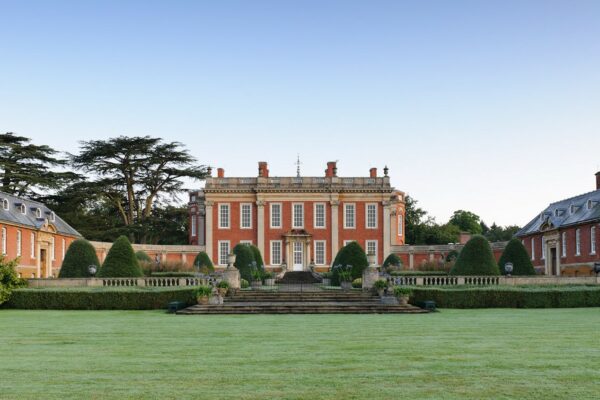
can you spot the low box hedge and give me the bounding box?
[4,287,197,310]
[409,286,600,308]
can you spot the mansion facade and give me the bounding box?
[188,161,405,271]
[516,172,600,276]
[0,191,82,278]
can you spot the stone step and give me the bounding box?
[177,302,427,315]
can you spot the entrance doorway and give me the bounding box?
[292,242,304,271]
[550,248,558,275]
[40,249,47,278]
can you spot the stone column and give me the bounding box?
[362,253,379,290]
[330,200,339,265]
[205,201,214,261]
[383,201,391,260]
[409,249,414,270]
[256,200,265,261]
[306,239,311,269]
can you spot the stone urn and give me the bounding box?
[197,295,209,305]
[398,295,409,306]
[217,287,228,297]
[340,281,352,290]
[251,280,262,289]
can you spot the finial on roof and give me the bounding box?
[295,154,302,177]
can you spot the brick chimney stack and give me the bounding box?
[325,161,337,177]
[596,171,600,190]
[217,168,225,178]
[369,168,377,178]
[258,162,269,178]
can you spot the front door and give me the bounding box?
[293,242,303,271]
[40,249,47,278]
[551,248,558,275]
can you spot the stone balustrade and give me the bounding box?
[27,276,217,288]
[385,275,599,287]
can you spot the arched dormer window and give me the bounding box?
[50,211,56,222]
[1,199,8,211]
[35,208,42,218]
[19,204,26,215]
[570,204,576,214]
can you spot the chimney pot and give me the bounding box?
[217,168,225,178]
[258,161,269,178]
[369,168,377,178]
[325,161,337,177]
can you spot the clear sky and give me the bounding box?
[1,0,599,227]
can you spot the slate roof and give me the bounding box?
[516,189,600,237]
[0,191,81,237]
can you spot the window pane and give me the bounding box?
[293,204,304,228]
[345,204,355,228]
[271,204,281,228]
[315,204,325,228]
[271,241,281,265]
[367,204,376,228]
[315,241,326,265]
[241,204,252,228]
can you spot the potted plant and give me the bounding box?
[263,271,275,286]
[338,269,353,290]
[321,271,331,286]
[373,279,388,297]
[195,285,212,305]
[251,269,263,289]
[216,280,229,296]
[393,286,413,306]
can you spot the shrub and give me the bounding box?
[98,236,143,277]
[393,286,413,297]
[498,239,536,276]
[58,239,101,278]
[445,250,460,262]
[409,286,600,308]
[373,279,388,290]
[217,281,229,289]
[4,287,197,310]
[141,260,194,276]
[233,244,256,282]
[382,254,402,271]
[416,260,453,273]
[331,242,369,285]
[135,251,152,263]
[249,245,264,268]
[251,269,263,282]
[192,251,214,273]
[240,279,249,289]
[0,256,26,305]
[450,235,499,276]
[352,278,362,288]
[195,286,212,297]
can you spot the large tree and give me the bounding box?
[0,132,76,198]
[448,210,483,234]
[71,136,207,243]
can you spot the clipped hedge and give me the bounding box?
[450,235,499,276]
[59,239,101,278]
[409,286,600,308]
[192,251,214,273]
[99,236,143,278]
[4,287,197,310]
[498,238,536,275]
[331,241,369,285]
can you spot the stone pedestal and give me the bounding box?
[362,267,379,290]
[223,267,240,290]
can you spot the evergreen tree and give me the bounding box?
[249,245,264,269]
[331,242,369,285]
[450,235,499,276]
[382,253,402,269]
[192,251,214,273]
[98,236,143,277]
[233,244,256,282]
[497,238,536,275]
[59,239,101,278]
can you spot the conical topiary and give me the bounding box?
[98,236,143,277]
[382,253,402,270]
[450,235,500,276]
[192,251,214,273]
[331,241,369,285]
[249,245,264,269]
[497,238,536,275]
[59,239,101,278]
[233,244,256,282]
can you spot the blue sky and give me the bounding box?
[1,0,599,226]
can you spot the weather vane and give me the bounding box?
[295,154,302,177]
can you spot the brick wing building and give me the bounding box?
[188,162,405,271]
[0,191,82,278]
[516,172,600,276]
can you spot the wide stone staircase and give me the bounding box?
[177,290,428,315]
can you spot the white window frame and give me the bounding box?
[16,230,22,257]
[1,227,6,255]
[31,233,36,258]
[50,211,56,222]
[366,240,378,260]
[365,203,377,229]
[398,214,403,237]
[292,203,304,229]
[35,208,42,218]
[62,238,66,260]
[191,214,197,237]
[270,203,282,229]
[2,199,8,210]
[270,240,282,265]
[218,240,230,266]
[531,238,535,260]
[314,240,326,265]
[344,203,356,229]
[239,240,252,246]
[541,239,546,260]
[240,203,252,229]
[19,204,26,215]
[575,229,581,256]
[218,204,230,229]
[314,203,326,229]
[591,226,596,255]
[561,232,566,258]
[343,240,354,247]
[51,237,55,261]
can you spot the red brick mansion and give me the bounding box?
[516,172,600,276]
[188,161,405,271]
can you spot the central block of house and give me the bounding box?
[188,161,405,271]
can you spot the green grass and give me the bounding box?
[0,309,599,399]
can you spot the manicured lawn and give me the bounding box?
[1,309,599,399]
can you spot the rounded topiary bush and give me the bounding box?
[192,251,214,274]
[98,236,143,277]
[233,244,256,282]
[135,251,151,263]
[58,239,101,278]
[331,241,369,285]
[498,238,536,275]
[249,245,264,269]
[450,235,499,276]
[383,253,402,271]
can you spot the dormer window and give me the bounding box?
[570,204,576,214]
[19,204,26,214]
[587,200,597,210]
[1,199,8,211]
[35,208,42,218]
[50,211,56,222]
